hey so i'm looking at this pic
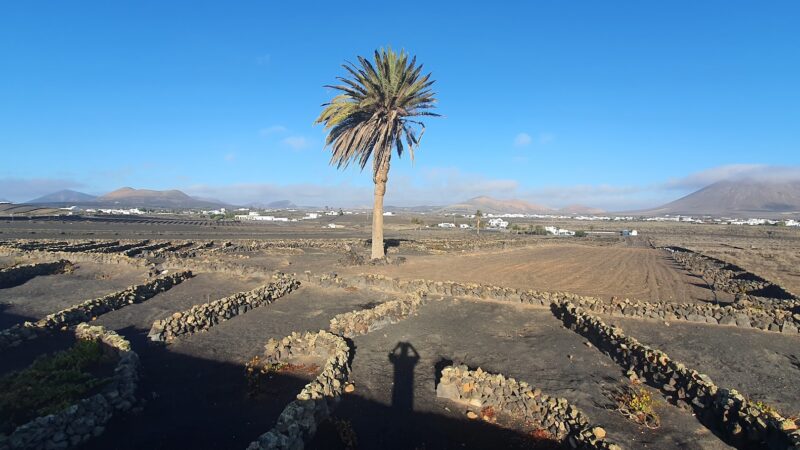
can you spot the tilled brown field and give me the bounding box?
[353,243,717,303]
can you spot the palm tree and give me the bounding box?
[315,48,439,259]
[475,210,483,235]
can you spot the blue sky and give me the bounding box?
[1,1,798,209]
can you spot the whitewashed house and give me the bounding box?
[437,223,456,228]
[488,218,508,228]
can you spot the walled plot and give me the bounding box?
[0,260,73,289]
[0,271,192,350]
[607,317,800,416]
[3,232,799,449]
[0,262,151,329]
[665,247,797,302]
[0,324,139,450]
[316,299,728,450]
[247,330,351,450]
[436,365,618,449]
[553,301,800,449]
[147,273,299,342]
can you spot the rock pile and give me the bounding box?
[329,293,426,337]
[247,330,351,450]
[436,365,619,449]
[0,271,192,350]
[148,273,299,342]
[0,259,73,288]
[0,324,140,450]
[553,301,800,449]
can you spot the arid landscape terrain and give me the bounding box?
[1,216,798,450]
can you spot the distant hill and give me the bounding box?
[266,200,296,209]
[639,179,800,217]
[441,196,553,214]
[28,189,97,204]
[558,204,606,215]
[96,187,229,209]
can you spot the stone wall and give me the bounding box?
[0,271,193,350]
[665,247,797,301]
[123,241,172,257]
[0,249,149,268]
[436,365,619,450]
[246,330,351,450]
[329,293,426,337]
[552,301,800,449]
[313,273,800,335]
[0,324,140,450]
[0,259,73,288]
[147,273,299,342]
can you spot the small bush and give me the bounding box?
[605,385,660,429]
[0,339,112,433]
[574,230,587,237]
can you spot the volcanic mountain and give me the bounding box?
[640,179,800,217]
[95,187,229,209]
[441,196,554,214]
[28,189,97,204]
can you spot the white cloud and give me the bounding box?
[224,152,236,162]
[282,136,311,150]
[259,125,287,137]
[513,132,532,147]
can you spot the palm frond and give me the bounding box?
[315,48,439,177]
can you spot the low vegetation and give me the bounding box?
[0,339,112,433]
[604,385,660,429]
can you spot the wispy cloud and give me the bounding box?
[282,136,311,150]
[513,132,532,147]
[538,132,555,144]
[255,54,271,66]
[224,152,236,162]
[259,125,287,137]
[660,164,800,190]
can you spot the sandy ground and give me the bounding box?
[609,317,800,416]
[0,262,149,328]
[351,244,717,303]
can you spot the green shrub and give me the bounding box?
[574,230,587,237]
[0,339,112,433]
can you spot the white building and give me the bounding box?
[786,219,800,227]
[437,222,456,228]
[326,223,343,229]
[459,224,471,229]
[488,218,508,228]
[303,213,320,220]
[383,211,395,216]
[545,226,575,236]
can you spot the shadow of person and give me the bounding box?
[388,342,419,413]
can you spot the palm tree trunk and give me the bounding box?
[371,160,390,259]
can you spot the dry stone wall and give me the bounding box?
[328,293,426,337]
[665,247,797,301]
[553,301,800,449]
[0,324,139,450]
[246,330,351,450]
[436,365,619,450]
[0,271,192,350]
[313,273,800,335]
[0,259,73,288]
[147,273,299,342]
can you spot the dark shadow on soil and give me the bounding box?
[310,393,565,450]
[0,303,35,330]
[4,323,565,449]
[389,342,419,413]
